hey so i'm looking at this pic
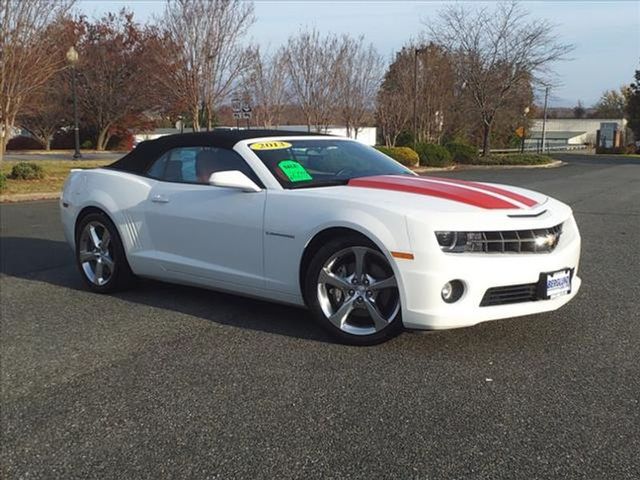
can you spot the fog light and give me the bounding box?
[441,280,464,303]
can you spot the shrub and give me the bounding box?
[0,172,6,191]
[375,146,420,167]
[8,162,45,180]
[81,140,94,149]
[595,145,637,154]
[476,154,554,166]
[415,143,453,167]
[445,141,478,164]
[395,130,414,147]
[6,136,42,150]
[108,132,134,151]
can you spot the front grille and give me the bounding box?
[465,223,563,253]
[480,283,539,306]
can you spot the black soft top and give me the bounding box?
[108,129,329,174]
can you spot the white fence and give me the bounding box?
[489,144,590,154]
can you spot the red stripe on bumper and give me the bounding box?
[348,175,521,209]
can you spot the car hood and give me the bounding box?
[296,175,550,215]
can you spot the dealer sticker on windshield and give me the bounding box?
[250,141,292,151]
[544,268,572,299]
[278,160,312,182]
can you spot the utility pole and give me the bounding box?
[541,86,550,154]
[413,47,426,149]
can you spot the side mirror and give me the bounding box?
[208,170,262,192]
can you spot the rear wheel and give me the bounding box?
[75,212,134,293]
[305,236,402,345]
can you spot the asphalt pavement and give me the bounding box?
[1,154,639,479]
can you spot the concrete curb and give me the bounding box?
[412,160,564,173]
[0,192,60,203]
[411,166,457,174]
[450,159,565,170]
[5,150,128,155]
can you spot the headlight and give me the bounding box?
[435,224,563,253]
[435,231,462,251]
[435,231,476,252]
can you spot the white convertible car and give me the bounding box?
[60,130,581,344]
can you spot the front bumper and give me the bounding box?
[397,214,582,330]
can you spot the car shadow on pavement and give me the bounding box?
[0,236,333,343]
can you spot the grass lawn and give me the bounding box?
[0,160,111,196]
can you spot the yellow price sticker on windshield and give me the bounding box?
[250,141,292,151]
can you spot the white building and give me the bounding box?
[272,125,377,146]
[527,118,628,147]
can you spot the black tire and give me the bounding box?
[305,234,403,346]
[75,211,135,293]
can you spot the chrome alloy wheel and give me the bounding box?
[317,246,400,336]
[78,221,114,286]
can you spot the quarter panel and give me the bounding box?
[63,168,155,274]
[263,189,413,301]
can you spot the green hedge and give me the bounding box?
[445,141,478,164]
[415,143,453,167]
[375,146,420,167]
[473,154,554,166]
[8,162,45,180]
[595,145,637,155]
[0,172,6,191]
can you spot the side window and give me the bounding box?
[145,146,262,186]
[147,151,169,179]
[146,147,198,182]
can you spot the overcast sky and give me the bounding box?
[77,0,640,107]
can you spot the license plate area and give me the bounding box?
[538,268,573,300]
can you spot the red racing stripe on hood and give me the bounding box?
[423,176,538,207]
[348,175,522,209]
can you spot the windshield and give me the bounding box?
[247,139,413,189]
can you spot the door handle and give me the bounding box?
[151,194,170,204]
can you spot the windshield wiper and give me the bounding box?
[289,179,349,189]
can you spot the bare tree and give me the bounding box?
[284,28,344,132]
[376,50,413,147]
[593,86,630,119]
[161,0,254,131]
[335,36,383,138]
[17,70,71,150]
[427,1,573,155]
[377,88,410,147]
[414,43,457,144]
[375,43,459,147]
[0,0,74,161]
[242,46,288,128]
[75,11,158,150]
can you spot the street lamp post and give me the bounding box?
[520,106,530,153]
[66,46,82,159]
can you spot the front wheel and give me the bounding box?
[305,236,403,345]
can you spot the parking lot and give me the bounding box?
[1,154,639,479]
